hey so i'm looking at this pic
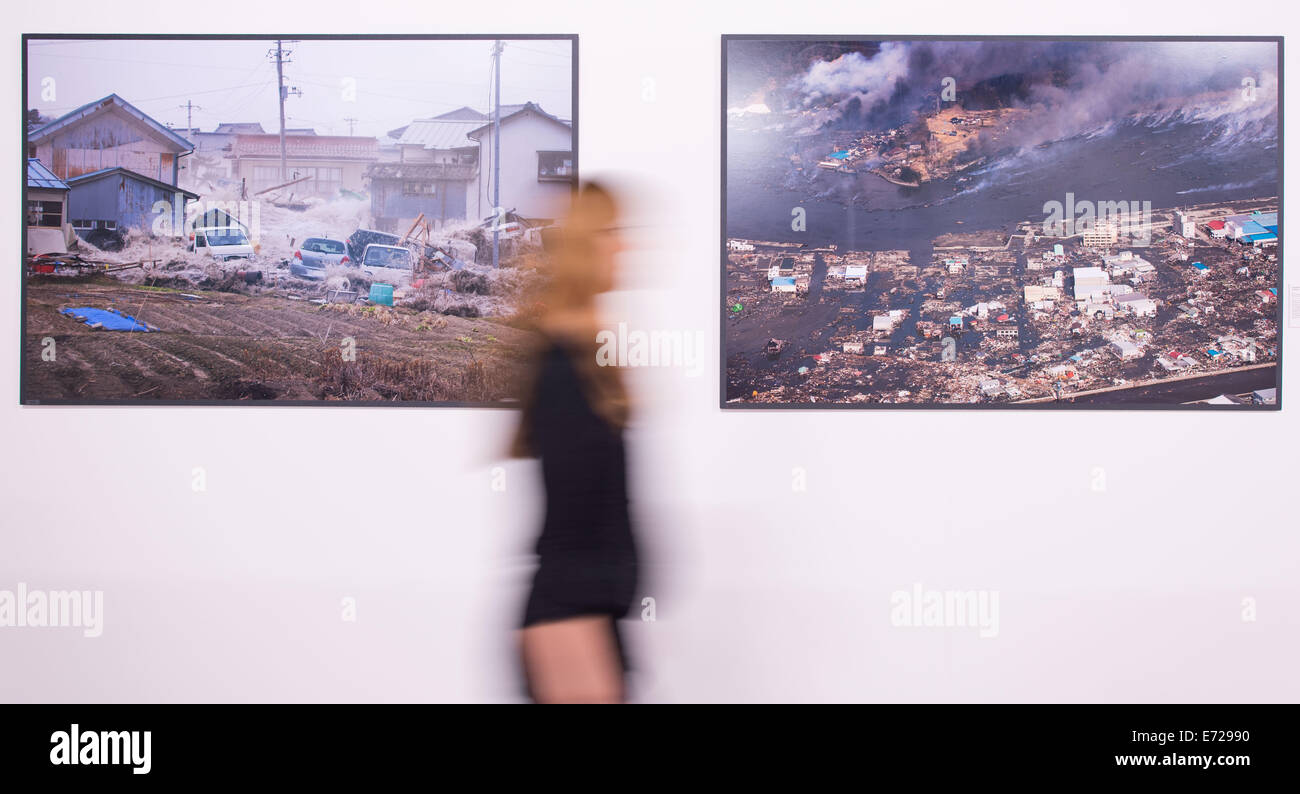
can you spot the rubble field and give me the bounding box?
[725,197,1279,405]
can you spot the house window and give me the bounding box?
[27,199,62,228]
[297,166,343,196]
[403,181,436,196]
[537,151,573,182]
[252,166,282,192]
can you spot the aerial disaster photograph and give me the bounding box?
[22,36,576,404]
[723,38,1281,408]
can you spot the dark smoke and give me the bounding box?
[795,40,1279,150]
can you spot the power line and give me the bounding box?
[26,50,275,74]
[507,44,572,58]
[35,81,272,113]
[292,68,523,92]
[179,59,274,124]
[505,57,572,70]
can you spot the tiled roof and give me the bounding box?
[395,119,480,150]
[230,134,378,160]
[366,162,477,181]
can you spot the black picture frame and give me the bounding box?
[21,33,579,408]
[720,35,1283,411]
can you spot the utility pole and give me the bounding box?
[343,117,358,136]
[179,100,200,136]
[275,40,287,182]
[492,40,503,269]
[267,41,303,183]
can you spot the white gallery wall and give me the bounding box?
[1,0,1297,702]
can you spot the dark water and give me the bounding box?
[724,115,1279,399]
[726,116,1279,259]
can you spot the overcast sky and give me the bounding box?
[26,37,573,138]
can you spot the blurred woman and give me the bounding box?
[510,182,638,703]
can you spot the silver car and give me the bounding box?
[291,237,349,279]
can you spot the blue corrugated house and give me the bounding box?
[66,167,198,239]
[28,93,198,241]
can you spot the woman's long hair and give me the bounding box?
[510,182,629,458]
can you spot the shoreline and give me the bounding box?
[727,195,1280,255]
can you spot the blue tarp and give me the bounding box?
[60,307,152,332]
[829,150,851,160]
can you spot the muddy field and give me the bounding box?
[23,277,537,404]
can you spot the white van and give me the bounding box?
[192,226,256,261]
[359,244,414,285]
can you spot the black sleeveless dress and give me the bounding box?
[520,342,639,671]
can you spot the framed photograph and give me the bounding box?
[722,36,1282,409]
[22,34,577,405]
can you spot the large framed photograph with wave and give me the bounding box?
[722,36,1282,409]
[22,34,576,406]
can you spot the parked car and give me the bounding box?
[359,243,413,285]
[346,228,401,263]
[191,226,255,261]
[478,208,531,239]
[290,237,349,279]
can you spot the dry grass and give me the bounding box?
[315,346,511,402]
